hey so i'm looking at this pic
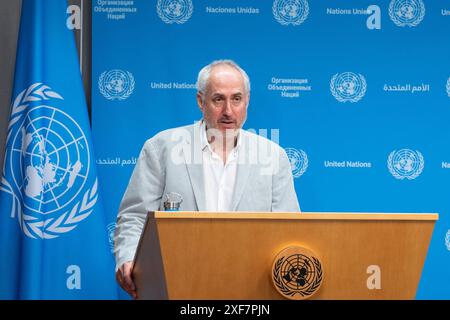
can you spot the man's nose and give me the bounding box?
[223,99,233,116]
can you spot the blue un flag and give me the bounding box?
[0,0,117,299]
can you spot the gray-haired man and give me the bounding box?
[114,60,300,298]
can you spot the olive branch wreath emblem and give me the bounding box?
[446,77,450,98]
[0,83,98,239]
[272,0,309,26]
[330,73,367,103]
[157,0,193,24]
[273,255,323,298]
[388,0,425,27]
[387,150,424,180]
[445,229,450,251]
[98,70,135,101]
[286,148,308,178]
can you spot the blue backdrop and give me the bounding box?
[91,0,450,299]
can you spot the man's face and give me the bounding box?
[197,65,249,135]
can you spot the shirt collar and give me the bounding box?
[199,119,242,153]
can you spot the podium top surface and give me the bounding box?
[152,211,438,221]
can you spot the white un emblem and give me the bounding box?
[446,77,450,98]
[107,222,116,253]
[273,0,309,26]
[0,83,97,239]
[389,0,425,27]
[285,148,308,178]
[330,72,367,103]
[98,69,135,100]
[157,0,193,24]
[445,229,450,251]
[387,149,424,180]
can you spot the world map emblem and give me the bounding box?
[272,246,323,300]
[387,149,424,180]
[273,0,309,26]
[157,0,193,24]
[107,222,116,253]
[98,69,135,100]
[0,83,98,239]
[285,148,308,178]
[445,229,450,251]
[388,0,425,27]
[446,77,450,98]
[330,72,367,103]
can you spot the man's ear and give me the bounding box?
[196,93,204,112]
[246,93,250,108]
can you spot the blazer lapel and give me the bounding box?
[182,124,206,211]
[231,133,252,211]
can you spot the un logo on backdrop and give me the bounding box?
[157,0,193,24]
[0,83,97,239]
[389,0,425,27]
[285,148,308,178]
[445,230,450,251]
[387,149,424,180]
[107,222,116,253]
[273,0,309,26]
[446,77,450,97]
[98,69,135,101]
[330,72,367,103]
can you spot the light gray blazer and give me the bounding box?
[114,121,300,269]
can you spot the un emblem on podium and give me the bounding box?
[272,246,323,300]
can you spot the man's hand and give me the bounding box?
[116,261,137,299]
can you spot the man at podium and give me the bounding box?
[114,60,300,298]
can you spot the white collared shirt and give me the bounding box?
[200,120,241,212]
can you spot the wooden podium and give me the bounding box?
[132,211,437,300]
